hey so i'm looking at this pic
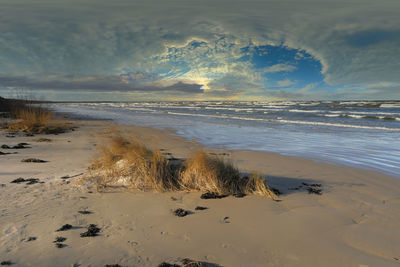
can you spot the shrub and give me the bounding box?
[85,135,277,199]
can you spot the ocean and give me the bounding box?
[51,101,400,178]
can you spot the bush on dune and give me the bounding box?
[86,134,277,199]
[0,97,72,134]
[89,135,180,191]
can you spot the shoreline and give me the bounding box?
[1,117,400,266]
[49,103,400,179]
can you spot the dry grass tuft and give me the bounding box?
[85,135,277,199]
[180,151,276,198]
[88,135,179,192]
[179,150,242,194]
[242,173,277,198]
[0,97,72,135]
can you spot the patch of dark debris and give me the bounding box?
[80,224,101,237]
[10,178,42,185]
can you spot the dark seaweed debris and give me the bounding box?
[10,178,26,184]
[158,263,180,267]
[195,206,208,210]
[270,187,282,196]
[1,143,30,149]
[232,193,246,198]
[21,158,47,163]
[159,258,220,267]
[56,224,73,232]
[0,261,13,265]
[78,210,93,215]
[104,265,122,267]
[80,224,101,237]
[200,192,228,199]
[182,258,210,267]
[307,187,322,195]
[174,208,190,217]
[55,243,67,248]
[53,236,67,243]
[26,237,37,242]
[10,178,41,185]
[26,178,40,185]
[302,182,322,187]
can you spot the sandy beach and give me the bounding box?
[1,117,400,267]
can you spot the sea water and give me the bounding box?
[51,101,400,178]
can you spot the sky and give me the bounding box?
[0,0,399,101]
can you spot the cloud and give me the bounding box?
[0,74,204,94]
[277,79,296,87]
[0,0,399,100]
[264,64,297,73]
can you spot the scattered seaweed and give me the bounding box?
[53,236,67,243]
[56,224,73,232]
[10,178,26,184]
[159,263,180,267]
[159,258,220,267]
[80,224,101,237]
[0,261,13,265]
[21,158,47,163]
[174,208,190,217]
[270,187,282,195]
[2,143,31,149]
[10,178,41,185]
[200,192,228,199]
[302,182,321,187]
[26,178,40,185]
[222,217,230,223]
[55,243,67,248]
[195,206,208,210]
[78,210,93,215]
[26,237,37,242]
[307,187,322,195]
[181,258,211,267]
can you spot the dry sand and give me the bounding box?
[1,118,400,267]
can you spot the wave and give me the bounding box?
[380,103,400,108]
[163,111,400,131]
[288,109,325,113]
[318,114,399,121]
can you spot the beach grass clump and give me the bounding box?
[0,97,72,135]
[88,135,179,191]
[179,150,242,194]
[86,135,277,199]
[180,151,276,198]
